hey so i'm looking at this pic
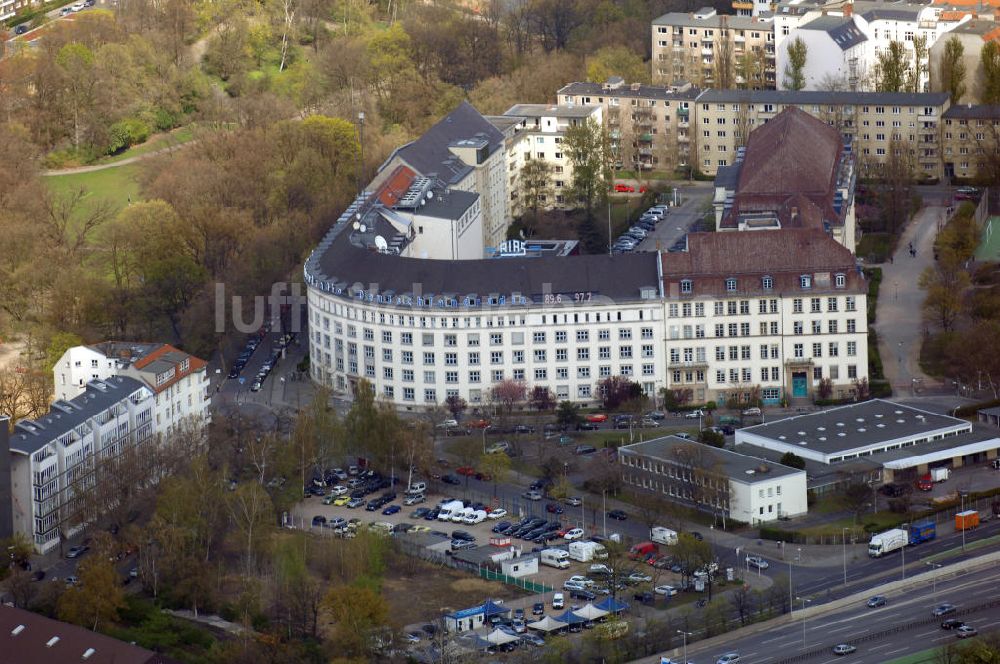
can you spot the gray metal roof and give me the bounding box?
[10,377,148,456]
[738,399,971,457]
[389,102,505,186]
[620,435,804,482]
[504,103,600,119]
[413,189,479,220]
[944,104,1000,120]
[697,88,951,107]
[652,11,771,30]
[799,16,868,50]
[558,81,702,102]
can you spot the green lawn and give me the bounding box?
[44,163,142,217]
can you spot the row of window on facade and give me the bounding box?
[337,361,659,384]
[379,380,656,403]
[669,296,858,317]
[678,274,847,295]
[313,306,649,332]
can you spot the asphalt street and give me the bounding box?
[671,564,1000,664]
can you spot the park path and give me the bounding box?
[40,140,193,177]
[874,204,947,395]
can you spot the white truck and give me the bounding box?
[868,528,907,557]
[437,500,465,521]
[930,467,950,482]
[568,540,607,562]
[650,526,679,546]
[540,548,571,569]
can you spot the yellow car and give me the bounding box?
[333,495,351,506]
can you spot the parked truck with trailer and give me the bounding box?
[930,467,950,482]
[956,510,980,531]
[568,540,607,562]
[868,528,907,557]
[650,526,679,546]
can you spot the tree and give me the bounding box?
[817,377,833,400]
[226,481,274,575]
[518,158,554,231]
[479,451,511,498]
[911,34,928,93]
[983,41,1000,105]
[873,41,910,92]
[920,261,969,332]
[445,394,468,420]
[586,46,648,85]
[563,117,612,221]
[880,136,914,235]
[344,378,402,471]
[597,375,642,410]
[56,43,99,150]
[841,482,872,518]
[779,452,806,469]
[698,428,724,448]
[783,37,807,91]
[324,584,391,658]
[713,20,735,89]
[556,400,581,428]
[491,379,527,416]
[852,377,871,401]
[940,36,967,103]
[56,556,125,631]
[673,533,714,586]
[530,386,556,412]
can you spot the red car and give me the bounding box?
[639,185,648,193]
[586,413,608,423]
[456,466,476,476]
[614,184,635,193]
[469,419,491,429]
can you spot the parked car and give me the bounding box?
[564,528,585,541]
[488,508,508,519]
[14,24,29,34]
[66,545,89,559]
[546,503,564,514]
[684,410,705,419]
[404,493,425,506]
[532,602,545,616]
[654,584,678,596]
[574,445,597,455]
[565,496,582,506]
[523,490,543,501]
[311,516,327,527]
[382,505,401,515]
[570,589,597,601]
[746,555,769,570]
[441,474,461,485]
[614,183,635,193]
[607,509,628,521]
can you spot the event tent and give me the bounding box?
[485,628,519,645]
[526,616,568,633]
[572,603,609,620]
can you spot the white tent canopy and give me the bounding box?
[527,615,568,632]
[485,628,519,645]
[572,603,610,620]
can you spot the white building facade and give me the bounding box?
[9,378,154,553]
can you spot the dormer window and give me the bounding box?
[835,273,846,288]
[800,275,812,289]
[762,276,773,290]
[680,279,692,294]
[725,278,737,292]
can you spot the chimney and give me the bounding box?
[844,3,853,17]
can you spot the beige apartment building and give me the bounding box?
[556,79,701,175]
[691,89,951,178]
[652,8,776,89]
[941,104,1000,181]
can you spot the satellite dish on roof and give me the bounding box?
[359,223,367,233]
[374,236,388,252]
[352,221,360,230]
[427,190,434,199]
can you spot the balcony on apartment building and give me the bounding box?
[638,132,654,143]
[668,359,710,370]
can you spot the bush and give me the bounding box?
[106,118,151,155]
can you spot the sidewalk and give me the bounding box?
[875,205,947,395]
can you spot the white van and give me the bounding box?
[463,510,488,525]
[406,481,427,495]
[451,507,474,523]
[437,500,464,521]
[552,592,565,609]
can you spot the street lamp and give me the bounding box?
[481,425,492,454]
[788,548,800,614]
[602,489,607,538]
[796,597,811,649]
[926,561,943,597]
[960,491,968,551]
[900,522,909,581]
[842,527,849,586]
[677,629,692,663]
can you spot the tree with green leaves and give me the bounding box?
[57,556,126,631]
[345,378,402,471]
[982,41,1000,104]
[783,37,807,91]
[586,45,649,85]
[563,117,612,221]
[873,41,910,92]
[779,451,806,469]
[518,158,554,232]
[324,584,391,658]
[556,400,581,429]
[479,451,511,498]
[939,36,967,103]
[911,34,928,92]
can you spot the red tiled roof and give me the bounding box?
[132,344,207,394]
[375,165,417,207]
[661,229,865,298]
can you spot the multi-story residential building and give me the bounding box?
[53,342,210,437]
[775,14,873,90]
[620,435,808,523]
[941,103,1000,180]
[929,19,1000,104]
[713,107,857,252]
[492,103,602,213]
[372,101,510,249]
[692,88,950,178]
[660,229,868,404]
[9,377,154,553]
[556,79,701,175]
[652,8,776,89]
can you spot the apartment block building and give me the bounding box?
[693,88,950,178]
[53,342,211,437]
[556,80,701,174]
[652,8,776,89]
[929,19,1000,105]
[9,377,154,553]
[660,229,868,405]
[941,103,1000,180]
[493,103,603,213]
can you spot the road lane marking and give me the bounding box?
[869,642,893,650]
[885,648,907,655]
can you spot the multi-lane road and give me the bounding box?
[672,564,1000,664]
